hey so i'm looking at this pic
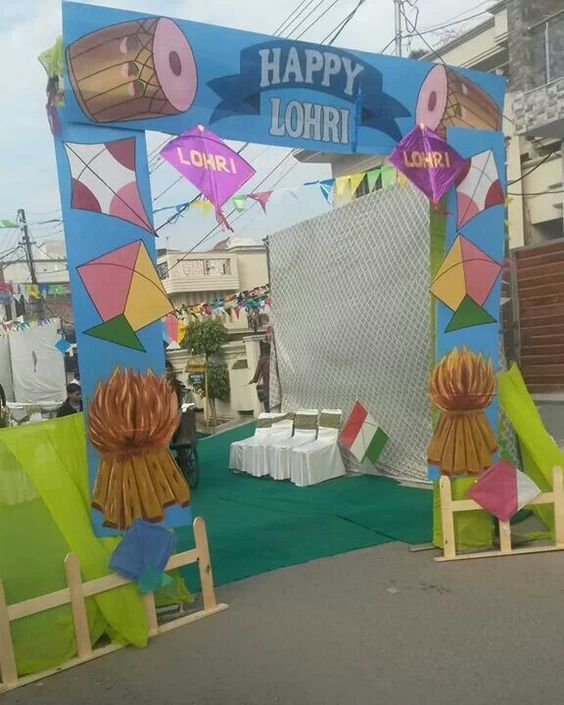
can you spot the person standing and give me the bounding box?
[57,383,83,417]
[250,340,271,412]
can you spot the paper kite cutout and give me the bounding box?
[387,124,464,203]
[456,150,504,229]
[77,240,173,351]
[160,126,256,227]
[55,339,71,354]
[340,402,387,463]
[430,234,501,332]
[109,519,177,594]
[467,461,541,522]
[63,137,153,232]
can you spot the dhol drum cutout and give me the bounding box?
[66,17,198,123]
[416,64,501,136]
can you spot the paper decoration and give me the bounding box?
[109,519,177,593]
[388,124,464,203]
[456,150,504,228]
[55,339,71,353]
[63,138,153,232]
[430,235,501,332]
[0,219,18,229]
[247,191,272,213]
[366,168,381,192]
[319,179,333,202]
[365,428,389,465]
[178,285,270,322]
[340,401,385,463]
[232,195,246,212]
[77,240,173,352]
[160,126,256,225]
[164,312,186,345]
[428,348,497,477]
[467,461,541,522]
[90,369,190,530]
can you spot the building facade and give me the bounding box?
[157,238,270,337]
[295,0,563,249]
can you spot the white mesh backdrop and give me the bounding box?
[269,183,432,483]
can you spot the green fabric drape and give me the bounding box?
[498,364,564,536]
[0,415,149,675]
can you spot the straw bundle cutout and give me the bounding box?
[427,347,497,476]
[89,367,189,529]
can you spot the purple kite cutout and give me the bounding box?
[387,124,465,203]
[160,126,256,228]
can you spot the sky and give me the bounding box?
[0,0,489,254]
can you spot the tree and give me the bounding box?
[183,317,230,426]
[191,363,230,403]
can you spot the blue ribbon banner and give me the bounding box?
[208,41,410,143]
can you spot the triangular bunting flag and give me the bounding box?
[192,200,213,215]
[319,179,334,203]
[232,195,246,212]
[366,168,381,192]
[0,219,18,229]
[349,173,365,195]
[381,167,396,189]
[445,296,497,333]
[335,176,350,200]
[248,191,272,213]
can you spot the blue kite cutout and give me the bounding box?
[109,520,177,594]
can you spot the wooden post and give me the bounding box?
[0,581,17,687]
[204,358,210,428]
[142,594,159,638]
[439,476,456,559]
[64,554,92,659]
[553,466,564,547]
[194,517,217,610]
[498,520,512,553]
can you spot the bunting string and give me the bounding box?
[174,285,271,323]
[0,282,70,305]
[153,166,400,221]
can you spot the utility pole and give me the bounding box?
[393,0,403,57]
[17,208,45,319]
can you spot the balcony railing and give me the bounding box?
[529,10,564,86]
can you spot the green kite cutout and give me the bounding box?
[445,296,496,333]
[84,314,145,351]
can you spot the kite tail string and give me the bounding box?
[216,207,234,232]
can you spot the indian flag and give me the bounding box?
[340,401,388,464]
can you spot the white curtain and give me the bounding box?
[8,319,66,403]
[0,334,13,402]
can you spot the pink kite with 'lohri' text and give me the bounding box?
[387,124,465,203]
[160,126,256,229]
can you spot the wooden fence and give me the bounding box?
[0,517,227,693]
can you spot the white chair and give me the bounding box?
[290,410,346,487]
[229,413,272,471]
[242,413,293,477]
[267,410,319,481]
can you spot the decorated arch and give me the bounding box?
[53,1,506,535]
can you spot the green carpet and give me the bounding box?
[177,425,432,590]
